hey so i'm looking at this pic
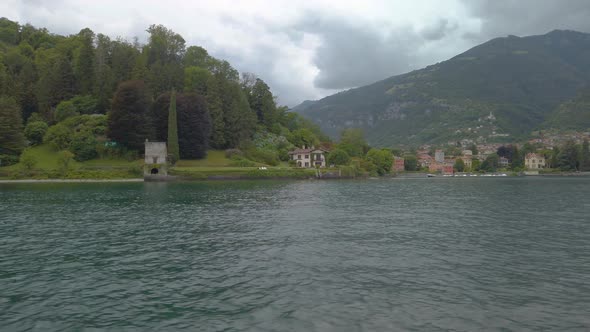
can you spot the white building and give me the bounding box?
[435,149,445,163]
[144,141,167,175]
[525,153,546,170]
[289,146,328,168]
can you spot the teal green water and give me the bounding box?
[1,178,590,331]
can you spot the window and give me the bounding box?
[305,155,309,159]
[298,154,302,160]
[305,162,309,167]
[152,156,158,164]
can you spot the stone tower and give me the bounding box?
[144,141,168,176]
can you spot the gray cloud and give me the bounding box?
[462,0,590,41]
[420,19,456,41]
[292,16,424,90]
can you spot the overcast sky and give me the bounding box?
[2,0,590,106]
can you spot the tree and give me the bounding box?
[338,128,369,157]
[19,148,37,174]
[57,150,75,175]
[70,130,97,161]
[0,96,25,155]
[511,146,523,170]
[288,128,318,148]
[145,25,185,96]
[472,158,481,171]
[54,100,79,122]
[93,33,115,113]
[24,121,48,145]
[51,55,76,105]
[206,74,225,148]
[176,93,211,159]
[222,82,256,148]
[107,80,153,151]
[556,140,579,171]
[366,148,393,175]
[327,149,350,166]
[167,90,180,162]
[468,144,478,156]
[248,78,277,129]
[454,158,465,172]
[480,154,499,172]
[44,123,73,150]
[184,46,212,68]
[75,28,95,95]
[404,155,418,171]
[152,92,172,141]
[184,66,210,95]
[581,139,590,171]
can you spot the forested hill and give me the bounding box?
[0,17,326,164]
[295,30,590,146]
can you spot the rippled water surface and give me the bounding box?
[1,178,590,331]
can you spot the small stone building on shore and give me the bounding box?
[144,141,168,176]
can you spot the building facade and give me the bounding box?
[525,153,546,169]
[392,157,405,172]
[435,149,445,163]
[144,141,168,176]
[289,146,328,168]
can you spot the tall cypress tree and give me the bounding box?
[206,74,225,148]
[167,89,180,162]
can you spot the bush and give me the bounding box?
[278,148,290,161]
[0,154,19,167]
[229,158,257,167]
[70,130,98,161]
[246,149,279,166]
[225,148,244,159]
[26,112,46,124]
[44,123,73,150]
[327,148,350,166]
[57,150,75,175]
[19,148,37,174]
[24,121,48,145]
[365,148,393,175]
[54,101,79,122]
[70,95,99,114]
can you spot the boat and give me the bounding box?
[427,174,436,178]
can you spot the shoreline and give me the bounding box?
[0,179,144,183]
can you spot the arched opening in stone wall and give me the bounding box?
[150,168,159,174]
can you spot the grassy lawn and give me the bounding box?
[4,145,142,171]
[175,150,231,167]
[0,147,329,180]
[4,145,80,171]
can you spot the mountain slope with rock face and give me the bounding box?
[295,30,590,146]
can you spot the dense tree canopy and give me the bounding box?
[0,18,331,167]
[108,80,153,151]
[176,93,211,159]
[0,96,25,155]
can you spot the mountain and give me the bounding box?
[546,88,590,130]
[295,30,590,146]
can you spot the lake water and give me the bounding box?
[1,177,590,331]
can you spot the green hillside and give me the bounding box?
[296,30,590,146]
[545,88,590,131]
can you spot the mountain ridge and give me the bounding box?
[295,29,590,146]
